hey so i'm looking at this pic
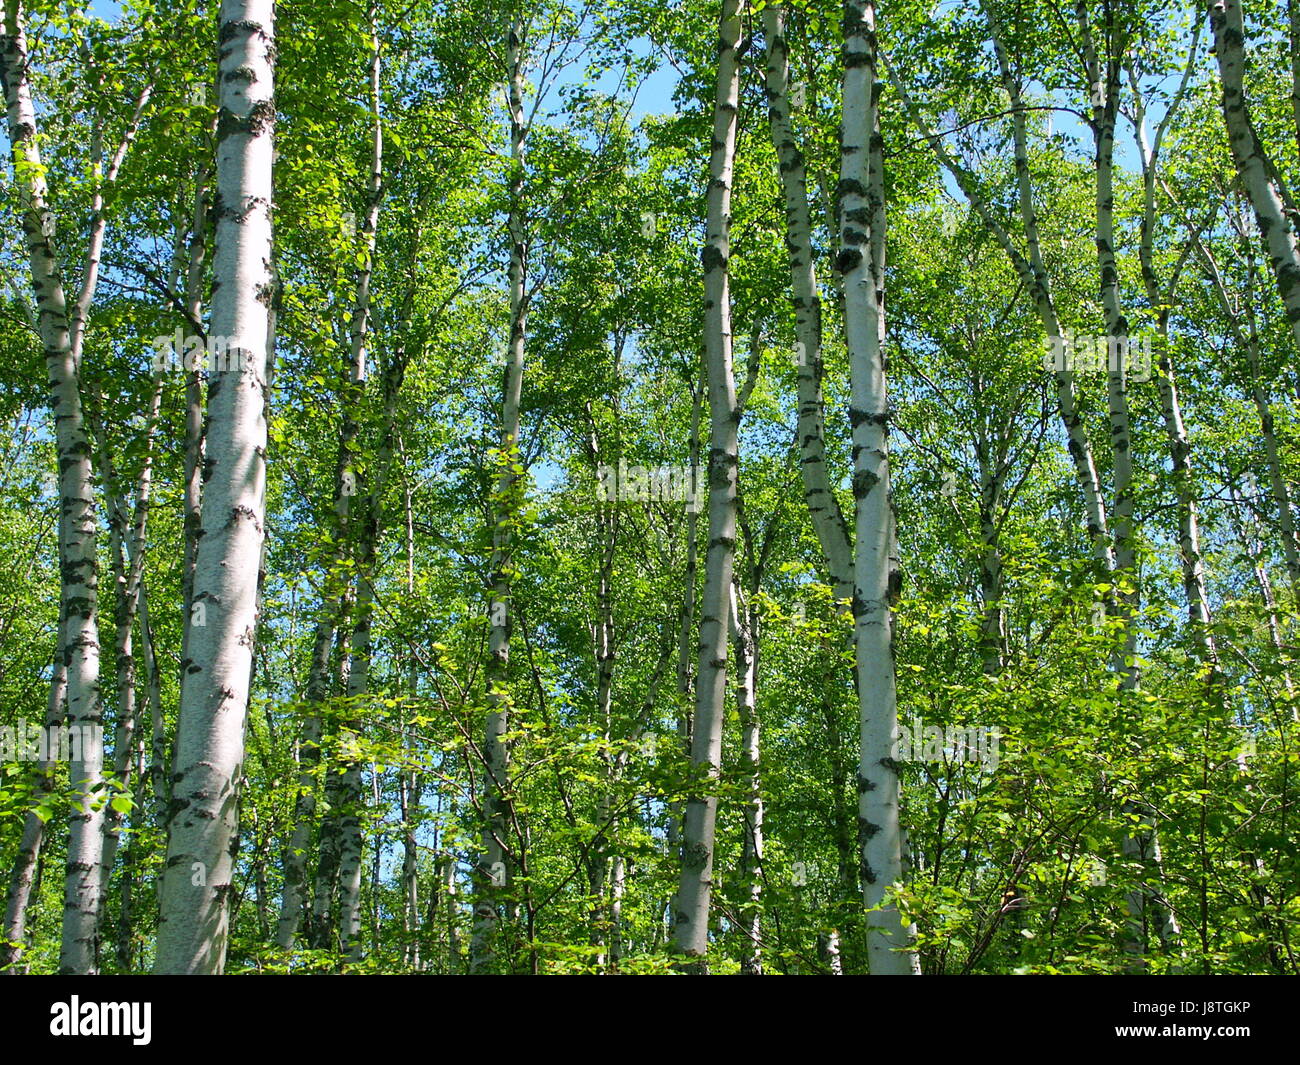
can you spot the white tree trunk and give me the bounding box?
[1,657,66,973]
[762,2,853,604]
[665,382,703,930]
[1,0,106,975]
[1288,0,1300,159]
[818,929,844,975]
[672,0,744,971]
[1229,477,1295,698]
[1209,0,1300,352]
[154,0,275,974]
[993,10,1114,569]
[1081,27,1139,687]
[275,619,331,949]
[732,580,763,975]
[1077,5,1180,963]
[399,746,421,969]
[1132,68,1215,665]
[840,0,919,976]
[180,142,215,689]
[588,465,617,968]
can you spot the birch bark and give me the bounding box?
[180,145,215,683]
[732,579,763,974]
[1131,57,1215,663]
[840,0,919,975]
[154,0,275,974]
[1290,0,1300,162]
[1,0,107,973]
[1209,0,1300,351]
[762,2,853,604]
[1077,11,1140,686]
[587,429,618,967]
[671,0,744,971]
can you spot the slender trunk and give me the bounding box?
[140,580,168,833]
[1080,15,1139,684]
[1079,7,1184,961]
[1289,0,1300,164]
[665,383,703,927]
[1151,339,1213,658]
[893,15,1113,568]
[333,752,367,962]
[1133,104,1215,670]
[180,144,215,682]
[333,731,367,963]
[442,852,461,971]
[974,427,1007,675]
[275,636,328,949]
[62,73,153,961]
[121,574,161,967]
[1230,476,1295,697]
[1,0,107,974]
[671,0,744,972]
[94,381,160,945]
[277,14,383,953]
[1,656,66,972]
[732,581,763,974]
[333,8,384,966]
[818,929,844,975]
[399,744,421,969]
[400,449,422,969]
[1182,212,1300,602]
[309,597,354,951]
[154,0,275,974]
[589,473,617,968]
[1131,47,1211,666]
[821,670,861,966]
[114,720,148,971]
[610,852,628,964]
[1242,246,1300,605]
[336,544,376,962]
[1209,0,1300,352]
[251,814,269,942]
[760,23,861,959]
[840,0,918,975]
[762,2,853,603]
[472,16,529,973]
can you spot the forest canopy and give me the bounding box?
[0,0,1297,977]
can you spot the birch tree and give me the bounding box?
[671,0,744,971]
[0,0,147,973]
[886,7,1115,583]
[839,0,919,976]
[471,9,531,973]
[1208,0,1300,352]
[154,0,276,975]
[763,1,853,604]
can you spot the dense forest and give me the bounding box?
[0,0,1297,977]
